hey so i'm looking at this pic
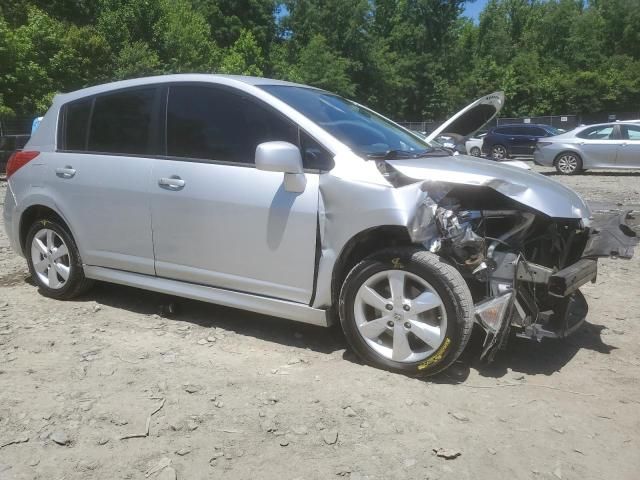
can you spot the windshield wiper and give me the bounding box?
[365,149,432,160]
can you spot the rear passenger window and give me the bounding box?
[62,99,92,150]
[167,85,297,164]
[577,126,614,140]
[87,88,157,155]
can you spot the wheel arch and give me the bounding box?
[330,225,413,305]
[19,204,72,255]
[553,149,583,166]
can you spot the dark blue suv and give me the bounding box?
[482,124,559,159]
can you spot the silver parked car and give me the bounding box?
[3,75,638,376]
[534,122,640,174]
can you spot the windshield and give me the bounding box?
[259,85,432,159]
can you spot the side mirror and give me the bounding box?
[255,141,306,193]
[255,141,303,174]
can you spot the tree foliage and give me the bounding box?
[0,0,639,120]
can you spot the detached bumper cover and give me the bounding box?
[583,210,638,259]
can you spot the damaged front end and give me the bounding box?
[404,178,639,362]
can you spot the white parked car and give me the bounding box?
[465,134,486,157]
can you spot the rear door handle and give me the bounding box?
[55,166,76,178]
[158,176,185,189]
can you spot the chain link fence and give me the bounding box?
[3,110,640,175]
[1,116,34,176]
[400,112,640,135]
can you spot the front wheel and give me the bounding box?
[339,248,474,376]
[470,146,481,157]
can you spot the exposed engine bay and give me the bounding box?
[385,163,640,361]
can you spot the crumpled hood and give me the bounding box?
[388,155,591,219]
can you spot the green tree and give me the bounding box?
[219,29,265,75]
[290,34,355,96]
[153,0,219,72]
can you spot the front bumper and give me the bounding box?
[476,210,638,361]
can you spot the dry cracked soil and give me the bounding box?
[0,165,639,480]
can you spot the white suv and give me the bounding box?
[3,75,637,375]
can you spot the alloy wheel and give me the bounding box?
[492,145,506,159]
[30,228,71,289]
[353,270,447,363]
[556,154,578,174]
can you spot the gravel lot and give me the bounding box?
[1,165,639,480]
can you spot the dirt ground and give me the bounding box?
[0,166,639,480]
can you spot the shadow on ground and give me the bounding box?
[77,280,346,355]
[431,321,616,384]
[542,171,640,177]
[20,276,616,382]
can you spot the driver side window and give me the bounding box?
[166,85,297,164]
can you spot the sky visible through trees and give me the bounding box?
[1,0,639,122]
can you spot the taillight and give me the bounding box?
[6,151,40,178]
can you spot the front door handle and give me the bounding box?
[158,176,185,189]
[55,166,76,178]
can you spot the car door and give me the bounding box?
[575,124,620,168]
[508,126,536,155]
[47,87,160,275]
[150,84,320,304]
[617,124,640,168]
[526,127,551,155]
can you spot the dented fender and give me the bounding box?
[313,159,426,309]
[388,156,592,219]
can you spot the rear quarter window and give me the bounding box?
[60,98,92,151]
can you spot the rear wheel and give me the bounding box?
[555,152,582,175]
[339,248,474,376]
[25,219,93,299]
[491,144,508,159]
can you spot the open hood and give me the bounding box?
[426,92,505,143]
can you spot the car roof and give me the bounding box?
[55,74,318,104]
[575,122,640,129]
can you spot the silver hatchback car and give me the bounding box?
[4,75,638,375]
[534,122,640,174]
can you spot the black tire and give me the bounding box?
[554,152,583,175]
[491,144,509,159]
[339,248,474,376]
[25,219,94,299]
[470,146,481,157]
